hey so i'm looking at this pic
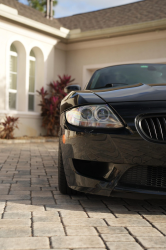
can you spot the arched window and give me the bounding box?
[9,44,17,109]
[28,50,36,111]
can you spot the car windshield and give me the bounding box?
[88,64,166,90]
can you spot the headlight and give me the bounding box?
[66,105,123,128]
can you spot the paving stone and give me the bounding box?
[152,222,166,234]
[71,195,88,200]
[63,217,107,227]
[125,205,147,211]
[141,211,164,215]
[80,201,106,208]
[54,195,71,200]
[106,242,143,250]
[34,221,62,228]
[87,212,114,219]
[106,218,151,227]
[0,249,65,250]
[66,226,97,235]
[9,191,30,195]
[33,216,60,222]
[46,205,84,211]
[0,227,31,237]
[148,249,166,250]
[142,214,166,222]
[0,190,9,195]
[0,185,10,188]
[0,202,7,207]
[97,226,128,234]
[137,237,166,248]
[33,211,59,217]
[107,205,129,212]
[42,187,57,190]
[56,200,79,205]
[0,237,49,249]
[60,211,88,218]
[6,204,45,212]
[73,249,106,250]
[53,191,63,195]
[144,205,164,212]
[103,200,126,206]
[128,226,162,236]
[11,187,40,191]
[51,236,105,248]
[32,198,56,205]
[0,219,30,227]
[115,211,141,219]
[31,191,52,197]
[34,222,65,236]
[85,207,111,213]
[7,200,31,205]
[3,212,31,219]
[102,234,134,241]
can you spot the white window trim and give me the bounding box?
[28,55,36,112]
[29,56,36,61]
[9,89,17,93]
[10,51,17,57]
[9,49,18,110]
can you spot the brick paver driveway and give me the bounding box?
[0,142,166,249]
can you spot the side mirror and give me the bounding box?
[64,85,81,94]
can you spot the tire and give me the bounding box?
[58,143,77,195]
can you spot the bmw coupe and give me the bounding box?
[58,64,166,196]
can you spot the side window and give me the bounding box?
[28,50,36,111]
[9,44,17,109]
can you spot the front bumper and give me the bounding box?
[60,128,166,197]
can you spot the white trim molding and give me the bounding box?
[0,110,41,119]
[57,30,166,51]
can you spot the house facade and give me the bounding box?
[0,0,166,136]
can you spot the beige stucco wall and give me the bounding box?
[54,47,66,80]
[0,19,60,137]
[64,31,166,89]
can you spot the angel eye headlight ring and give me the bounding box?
[81,107,93,120]
[94,107,109,121]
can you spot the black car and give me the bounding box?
[58,63,166,196]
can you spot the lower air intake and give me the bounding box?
[119,166,166,191]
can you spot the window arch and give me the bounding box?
[28,49,36,111]
[9,44,17,109]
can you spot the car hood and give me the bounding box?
[92,83,166,103]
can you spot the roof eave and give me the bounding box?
[0,7,69,40]
[66,18,166,44]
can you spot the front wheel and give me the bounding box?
[58,143,77,195]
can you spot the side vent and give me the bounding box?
[135,114,166,144]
